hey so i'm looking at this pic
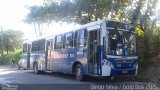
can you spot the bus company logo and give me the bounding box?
[1,84,18,90]
[117,64,121,67]
[51,52,75,59]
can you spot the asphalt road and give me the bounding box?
[0,65,159,90]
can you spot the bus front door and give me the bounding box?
[88,30,100,75]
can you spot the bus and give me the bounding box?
[18,40,31,69]
[19,20,138,81]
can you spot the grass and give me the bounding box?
[4,49,22,64]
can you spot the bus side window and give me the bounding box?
[32,41,39,52]
[39,39,45,51]
[54,37,56,49]
[65,32,73,48]
[74,31,78,47]
[84,29,88,47]
[23,43,27,53]
[51,40,54,50]
[55,35,63,49]
[76,30,80,47]
[47,41,51,50]
[76,29,87,47]
[79,30,84,47]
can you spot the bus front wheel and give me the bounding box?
[76,64,85,81]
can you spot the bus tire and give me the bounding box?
[75,64,85,81]
[33,63,41,74]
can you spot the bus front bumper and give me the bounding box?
[110,68,137,76]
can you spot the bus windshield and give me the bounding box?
[123,31,136,56]
[106,28,136,56]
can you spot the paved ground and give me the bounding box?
[0,65,159,90]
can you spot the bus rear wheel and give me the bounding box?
[75,64,85,81]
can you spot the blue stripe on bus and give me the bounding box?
[48,47,88,74]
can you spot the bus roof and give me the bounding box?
[23,36,46,44]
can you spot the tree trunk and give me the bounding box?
[33,22,38,37]
[38,23,42,37]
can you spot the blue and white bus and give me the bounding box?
[19,20,138,81]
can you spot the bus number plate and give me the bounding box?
[122,70,128,73]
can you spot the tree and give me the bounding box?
[128,0,159,59]
[0,30,23,54]
[24,6,46,37]
[25,0,160,60]
[25,0,131,36]
[25,0,130,24]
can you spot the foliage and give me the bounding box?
[0,30,23,54]
[25,0,160,60]
[136,27,144,37]
[26,0,131,24]
[25,0,131,37]
[4,49,22,64]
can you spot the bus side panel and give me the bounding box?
[49,47,88,74]
[60,48,77,74]
[30,51,46,70]
[76,48,88,75]
[21,54,28,69]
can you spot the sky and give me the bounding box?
[0,0,77,40]
[0,0,160,41]
[0,0,43,40]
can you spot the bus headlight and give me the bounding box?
[102,59,115,68]
[133,62,138,75]
[133,62,138,68]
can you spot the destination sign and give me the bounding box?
[50,52,75,59]
[106,21,135,31]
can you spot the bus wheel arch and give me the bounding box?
[72,61,81,74]
[72,62,85,81]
